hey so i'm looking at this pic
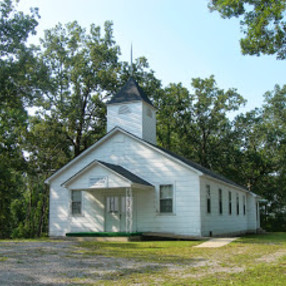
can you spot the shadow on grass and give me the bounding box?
[234,232,286,245]
[76,241,205,264]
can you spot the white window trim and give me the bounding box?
[218,188,223,215]
[206,185,211,214]
[236,193,240,215]
[243,195,246,215]
[157,183,176,216]
[229,191,232,215]
[70,190,83,217]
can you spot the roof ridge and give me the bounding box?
[46,126,249,192]
[111,127,249,192]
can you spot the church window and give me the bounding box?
[206,185,211,213]
[229,191,232,215]
[236,193,240,215]
[160,185,173,213]
[71,190,82,215]
[219,188,223,214]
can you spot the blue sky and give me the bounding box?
[18,0,285,114]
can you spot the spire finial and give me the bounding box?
[130,43,133,76]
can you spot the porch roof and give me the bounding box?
[97,160,153,186]
[61,159,153,188]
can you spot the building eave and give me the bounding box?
[61,159,153,189]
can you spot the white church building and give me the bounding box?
[45,77,261,238]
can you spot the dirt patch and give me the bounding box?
[0,241,175,285]
[2,240,281,285]
[256,249,286,263]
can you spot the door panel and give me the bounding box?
[105,196,126,232]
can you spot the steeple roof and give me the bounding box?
[107,77,153,106]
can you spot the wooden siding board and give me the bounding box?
[200,176,257,236]
[49,132,200,237]
[107,102,143,138]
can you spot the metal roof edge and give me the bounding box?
[201,174,250,193]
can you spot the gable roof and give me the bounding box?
[106,127,249,192]
[62,159,153,188]
[97,160,153,186]
[45,126,250,193]
[149,144,248,191]
[107,77,154,107]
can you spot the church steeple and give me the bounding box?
[107,77,153,106]
[106,77,156,144]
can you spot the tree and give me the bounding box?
[188,76,246,169]
[155,83,191,153]
[209,0,286,59]
[261,84,286,230]
[118,56,162,99]
[38,21,120,157]
[0,0,41,238]
[231,109,276,191]
[155,76,246,174]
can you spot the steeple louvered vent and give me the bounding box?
[118,105,131,114]
[106,77,156,144]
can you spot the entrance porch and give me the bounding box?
[61,160,154,234]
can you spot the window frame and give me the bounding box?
[243,195,246,215]
[107,196,119,213]
[159,184,174,214]
[206,185,211,214]
[236,193,240,215]
[229,191,232,215]
[71,190,82,216]
[218,188,223,215]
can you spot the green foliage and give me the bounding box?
[156,76,246,171]
[0,0,40,238]
[209,0,286,59]
[260,84,286,230]
[0,0,285,238]
[38,20,120,157]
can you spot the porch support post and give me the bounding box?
[126,187,133,233]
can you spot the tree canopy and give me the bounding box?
[209,0,286,59]
[0,0,41,238]
[0,0,285,238]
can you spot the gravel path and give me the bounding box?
[0,241,163,285]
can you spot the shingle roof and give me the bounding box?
[97,160,153,186]
[107,77,153,106]
[52,126,249,193]
[107,127,249,192]
[61,159,153,187]
[149,143,248,191]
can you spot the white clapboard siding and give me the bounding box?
[107,101,157,144]
[66,164,130,190]
[142,102,156,144]
[107,102,143,139]
[199,176,258,236]
[49,129,259,237]
[49,131,201,237]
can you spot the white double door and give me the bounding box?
[105,196,126,232]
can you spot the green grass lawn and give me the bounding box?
[77,232,286,285]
